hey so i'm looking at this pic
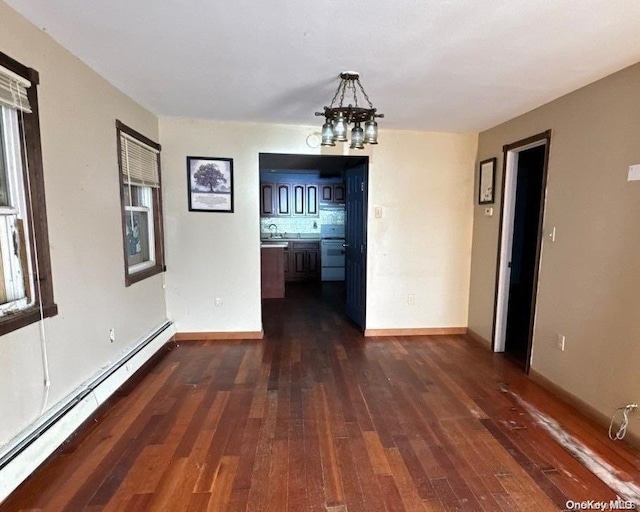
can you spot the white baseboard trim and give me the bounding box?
[0,320,176,504]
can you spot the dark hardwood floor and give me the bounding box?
[2,282,639,511]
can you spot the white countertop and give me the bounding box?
[261,233,320,241]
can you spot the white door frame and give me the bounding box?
[493,133,550,357]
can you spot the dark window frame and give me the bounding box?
[0,51,58,336]
[116,120,165,286]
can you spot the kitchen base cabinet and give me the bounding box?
[287,242,320,281]
[261,247,285,298]
[283,246,290,278]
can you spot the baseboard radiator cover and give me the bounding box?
[0,320,176,503]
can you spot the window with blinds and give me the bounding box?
[0,106,32,312]
[0,63,34,313]
[0,52,57,335]
[116,121,165,286]
[0,65,32,113]
[120,133,160,188]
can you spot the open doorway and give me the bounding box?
[493,131,551,370]
[258,153,369,330]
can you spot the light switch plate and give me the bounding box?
[628,164,640,181]
[374,206,383,218]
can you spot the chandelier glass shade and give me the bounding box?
[316,72,384,148]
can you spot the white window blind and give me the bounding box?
[120,133,160,188]
[0,65,32,113]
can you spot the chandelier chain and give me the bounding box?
[338,80,347,109]
[351,80,358,108]
[356,79,373,109]
[328,80,343,109]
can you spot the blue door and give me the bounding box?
[345,164,367,329]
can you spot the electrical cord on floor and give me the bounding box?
[608,403,638,440]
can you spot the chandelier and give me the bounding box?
[315,71,384,149]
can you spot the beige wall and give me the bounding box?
[0,3,166,445]
[468,63,640,438]
[160,117,477,333]
[366,130,477,329]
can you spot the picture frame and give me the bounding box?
[478,157,496,204]
[187,156,234,212]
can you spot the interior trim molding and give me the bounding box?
[529,369,640,450]
[364,327,467,337]
[175,330,264,341]
[466,328,492,348]
[0,321,176,503]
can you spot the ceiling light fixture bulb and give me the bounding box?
[364,117,378,144]
[350,123,364,149]
[333,113,348,142]
[321,119,336,146]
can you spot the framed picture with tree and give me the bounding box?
[187,156,234,212]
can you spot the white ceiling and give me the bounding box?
[6,0,640,132]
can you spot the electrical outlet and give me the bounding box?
[215,297,223,307]
[407,294,415,305]
[109,328,115,343]
[556,334,565,351]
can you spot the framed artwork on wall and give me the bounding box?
[187,156,234,212]
[478,157,496,204]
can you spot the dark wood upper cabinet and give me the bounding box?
[306,185,319,216]
[260,184,275,216]
[319,182,345,205]
[276,184,291,216]
[292,184,305,216]
[321,184,333,202]
[261,181,321,217]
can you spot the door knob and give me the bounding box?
[342,243,349,248]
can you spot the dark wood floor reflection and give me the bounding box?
[2,283,639,511]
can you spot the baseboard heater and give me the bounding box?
[0,320,174,499]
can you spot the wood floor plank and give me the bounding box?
[3,283,640,512]
[386,446,429,511]
[315,384,345,507]
[207,456,239,511]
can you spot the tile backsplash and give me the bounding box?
[261,209,345,236]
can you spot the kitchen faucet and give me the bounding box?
[268,223,278,238]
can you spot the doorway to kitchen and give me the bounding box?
[493,131,551,371]
[258,153,369,330]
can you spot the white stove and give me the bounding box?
[320,224,345,281]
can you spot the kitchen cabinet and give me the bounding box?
[292,184,305,216]
[260,184,275,216]
[261,182,319,217]
[321,184,333,202]
[289,241,320,281]
[320,183,345,205]
[292,184,319,217]
[306,184,319,215]
[283,245,290,277]
[276,184,291,216]
[333,183,345,203]
[261,246,285,298]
